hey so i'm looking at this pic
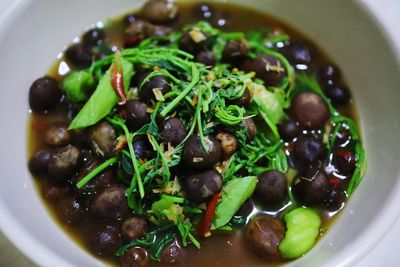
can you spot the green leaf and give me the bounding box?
[250,81,286,125]
[62,70,95,102]
[68,57,134,129]
[279,207,321,259]
[152,198,183,224]
[212,176,257,229]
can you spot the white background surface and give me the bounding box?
[0,0,399,266]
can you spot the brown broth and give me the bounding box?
[28,2,359,267]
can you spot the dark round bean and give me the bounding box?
[91,184,129,221]
[278,119,301,140]
[183,135,222,169]
[183,169,222,203]
[160,118,187,146]
[82,28,105,47]
[121,247,149,267]
[216,132,238,160]
[195,51,216,66]
[222,39,248,65]
[292,169,329,205]
[324,84,351,106]
[255,170,288,208]
[293,136,326,166]
[56,196,86,225]
[235,198,254,217]
[29,76,62,112]
[246,215,285,260]
[333,149,356,176]
[123,13,138,25]
[290,92,329,129]
[240,118,257,141]
[44,125,70,146]
[229,88,251,108]
[139,75,171,104]
[89,121,116,158]
[126,100,151,132]
[324,184,345,211]
[48,145,81,181]
[141,0,178,24]
[133,136,154,161]
[241,54,285,87]
[88,224,122,256]
[281,42,311,65]
[29,149,52,175]
[145,25,172,37]
[121,217,148,241]
[161,240,185,265]
[319,64,341,82]
[65,43,93,68]
[179,31,207,55]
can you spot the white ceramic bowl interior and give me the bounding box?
[0,0,399,266]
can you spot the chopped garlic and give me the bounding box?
[153,88,165,101]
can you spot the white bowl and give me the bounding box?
[0,0,399,266]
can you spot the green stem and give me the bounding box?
[76,157,118,189]
[160,63,200,117]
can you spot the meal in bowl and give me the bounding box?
[27,0,366,266]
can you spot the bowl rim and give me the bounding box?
[0,0,400,267]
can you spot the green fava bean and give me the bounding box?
[278,207,321,259]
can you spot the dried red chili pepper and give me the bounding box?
[111,52,127,105]
[198,193,221,238]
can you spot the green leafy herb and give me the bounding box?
[76,157,118,189]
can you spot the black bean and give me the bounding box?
[246,215,285,260]
[195,51,216,66]
[65,43,93,68]
[183,169,222,203]
[82,28,105,47]
[179,31,207,55]
[161,240,185,265]
[44,125,70,146]
[29,149,52,175]
[293,136,326,166]
[333,149,356,176]
[141,0,178,24]
[183,135,222,169]
[126,100,151,132]
[241,54,285,87]
[121,247,149,267]
[255,170,288,208]
[160,118,187,146]
[240,118,257,142]
[278,119,301,140]
[222,39,248,65]
[292,169,328,205]
[29,76,62,112]
[90,184,129,221]
[89,121,116,158]
[290,92,329,129]
[56,196,86,224]
[47,145,81,181]
[324,84,351,106]
[319,64,341,82]
[88,224,122,256]
[139,75,171,104]
[121,217,148,241]
[216,132,238,160]
[281,42,312,65]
